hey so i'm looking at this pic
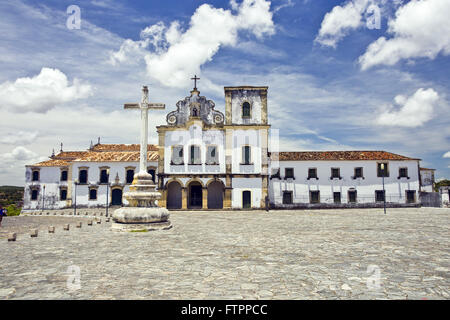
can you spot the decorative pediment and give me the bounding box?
[166,89,224,126]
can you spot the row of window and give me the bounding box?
[30,187,104,201]
[273,163,410,180]
[171,145,253,165]
[31,168,157,184]
[282,190,417,204]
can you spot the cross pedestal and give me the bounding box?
[111,86,171,232]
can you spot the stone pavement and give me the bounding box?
[0,208,449,300]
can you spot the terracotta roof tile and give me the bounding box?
[90,144,158,152]
[74,151,159,162]
[31,159,71,167]
[272,151,420,161]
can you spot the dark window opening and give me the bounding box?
[147,169,156,183]
[126,170,135,184]
[79,170,88,184]
[331,168,341,179]
[310,191,320,204]
[282,191,293,204]
[348,190,357,203]
[31,189,38,201]
[377,163,389,177]
[406,190,415,203]
[285,168,294,179]
[354,167,363,179]
[333,192,341,204]
[89,189,97,200]
[60,170,68,181]
[399,168,408,178]
[307,168,318,179]
[32,170,39,181]
[243,146,251,164]
[100,169,109,184]
[375,190,385,202]
[60,189,67,201]
[242,102,251,118]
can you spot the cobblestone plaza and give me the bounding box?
[0,208,449,300]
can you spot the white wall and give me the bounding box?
[231,90,262,125]
[164,124,226,174]
[231,129,263,174]
[232,178,262,208]
[269,160,420,205]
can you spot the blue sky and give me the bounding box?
[0,0,449,185]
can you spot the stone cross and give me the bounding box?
[124,86,165,174]
[191,75,200,90]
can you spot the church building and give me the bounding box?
[23,83,424,211]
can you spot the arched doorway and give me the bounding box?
[207,180,224,209]
[167,181,182,209]
[111,188,123,206]
[188,181,203,209]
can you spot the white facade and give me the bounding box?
[269,158,421,207]
[23,84,425,211]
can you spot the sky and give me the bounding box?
[0,0,449,186]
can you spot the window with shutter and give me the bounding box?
[171,146,184,165]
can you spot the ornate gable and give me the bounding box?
[166,89,224,126]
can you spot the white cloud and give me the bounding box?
[443,151,450,158]
[376,88,439,127]
[0,68,92,113]
[315,0,370,48]
[0,146,46,170]
[359,0,450,70]
[0,131,38,145]
[110,0,275,87]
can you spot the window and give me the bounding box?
[147,169,156,183]
[79,169,88,184]
[377,163,389,177]
[126,169,134,184]
[353,167,363,179]
[307,168,318,180]
[171,146,184,165]
[189,145,201,164]
[285,168,294,179]
[100,169,109,184]
[32,170,39,182]
[242,146,251,164]
[206,146,218,164]
[60,188,67,201]
[398,167,408,179]
[242,102,251,118]
[334,192,341,204]
[282,191,293,204]
[406,190,416,203]
[375,190,385,202]
[270,168,280,180]
[60,170,68,181]
[89,188,97,200]
[331,168,341,179]
[310,191,320,204]
[348,190,357,203]
[31,189,38,201]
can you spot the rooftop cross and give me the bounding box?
[124,86,165,174]
[191,75,200,90]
